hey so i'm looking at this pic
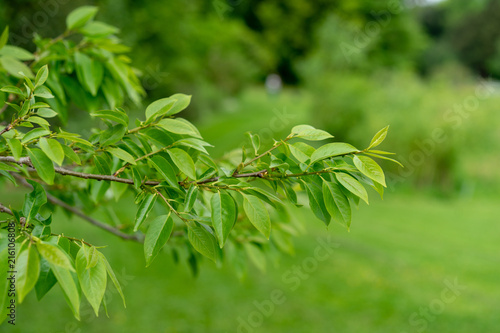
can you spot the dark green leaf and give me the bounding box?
[27,148,55,185]
[144,214,174,267]
[133,193,157,231]
[211,191,237,247]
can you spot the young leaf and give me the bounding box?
[166,94,191,116]
[335,173,369,204]
[353,155,386,187]
[145,97,176,121]
[21,128,50,144]
[107,147,137,165]
[90,109,128,126]
[133,193,157,231]
[291,125,333,141]
[144,214,174,267]
[310,143,358,164]
[187,222,218,262]
[168,148,196,180]
[62,145,81,165]
[76,246,107,316]
[66,6,98,30]
[156,118,200,137]
[34,65,49,87]
[16,244,40,303]
[36,241,75,271]
[368,126,389,149]
[39,137,65,166]
[242,194,271,239]
[211,191,237,247]
[322,179,351,229]
[27,148,55,185]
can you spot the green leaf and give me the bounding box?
[21,128,50,144]
[39,137,64,166]
[66,6,98,30]
[27,116,50,129]
[149,155,178,188]
[310,143,359,164]
[211,191,237,247]
[167,94,191,116]
[74,52,103,96]
[90,110,128,126]
[33,85,54,99]
[0,45,34,60]
[133,193,157,231]
[246,132,260,155]
[144,214,174,267]
[22,179,47,223]
[76,246,107,316]
[37,108,58,118]
[291,124,333,141]
[80,21,119,37]
[156,118,200,137]
[187,222,218,262]
[107,147,137,165]
[35,65,49,87]
[27,148,55,185]
[0,239,9,325]
[16,244,40,303]
[168,148,196,180]
[62,145,81,165]
[302,181,330,226]
[174,138,213,154]
[50,263,80,320]
[353,155,386,187]
[335,173,369,204]
[0,26,8,49]
[288,142,314,163]
[364,152,404,168]
[98,252,126,307]
[34,257,57,301]
[0,56,34,78]
[183,184,198,212]
[145,97,176,121]
[368,126,389,149]
[7,138,22,161]
[322,179,351,229]
[242,194,271,239]
[36,240,74,271]
[0,85,24,96]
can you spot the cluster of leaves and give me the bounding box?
[0,7,399,322]
[0,181,124,323]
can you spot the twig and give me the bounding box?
[11,173,143,242]
[0,156,160,185]
[0,203,13,215]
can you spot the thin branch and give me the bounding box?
[0,123,13,136]
[242,137,291,169]
[11,173,143,242]
[0,156,160,185]
[0,203,13,216]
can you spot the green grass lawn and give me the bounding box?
[7,191,499,333]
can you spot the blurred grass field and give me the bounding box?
[7,192,499,333]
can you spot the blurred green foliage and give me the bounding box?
[1,0,499,193]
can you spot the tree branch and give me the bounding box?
[0,156,160,185]
[11,173,143,242]
[0,202,13,216]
